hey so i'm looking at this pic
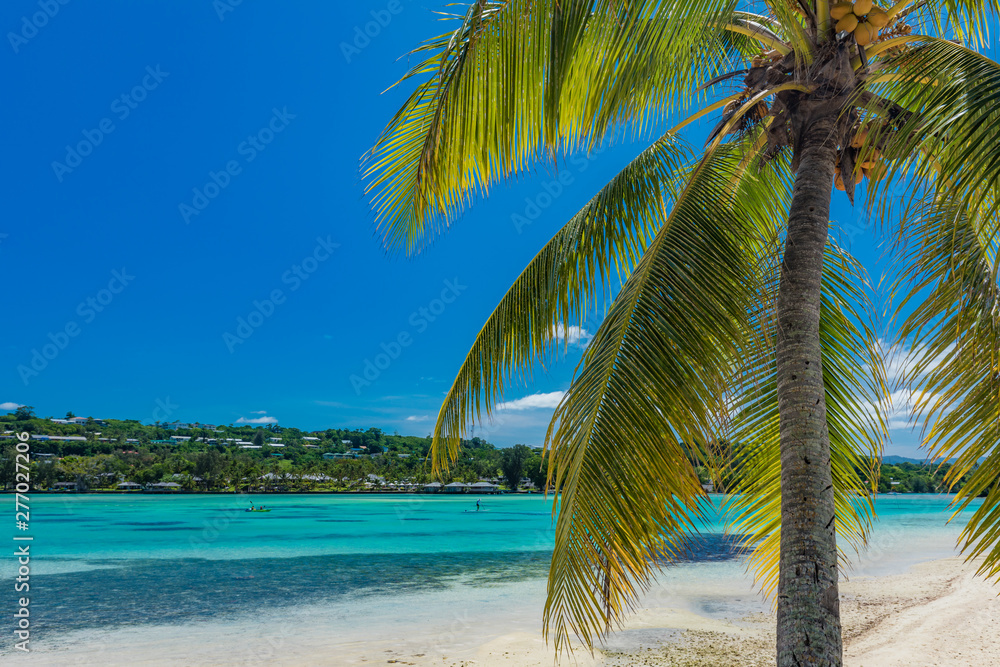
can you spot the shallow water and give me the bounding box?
[0,493,981,659]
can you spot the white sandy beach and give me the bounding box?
[11,555,999,666]
[602,556,1000,667]
[454,556,1000,667]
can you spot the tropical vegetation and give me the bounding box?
[0,408,549,492]
[0,409,971,496]
[363,1,1000,664]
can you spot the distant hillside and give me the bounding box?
[882,455,982,465]
[882,455,931,465]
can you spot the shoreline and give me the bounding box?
[1,490,956,496]
[10,555,998,666]
[0,489,550,495]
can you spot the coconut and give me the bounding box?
[867,162,888,180]
[867,7,890,28]
[836,13,860,33]
[854,21,878,46]
[850,127,869,148]
[854,0,874,14]
[834,173,847,191]
[831,2,855,20]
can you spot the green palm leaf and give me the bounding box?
[361,0,750,255]
[864,36,1000,217]
[429,133,694,471]
[895,194,1000,577]
[541,144,788,653]
[363,2,1000,663]
[925,0,998,47]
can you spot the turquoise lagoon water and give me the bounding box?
[0,493,983,659]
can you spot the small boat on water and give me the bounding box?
[246,508,271,512]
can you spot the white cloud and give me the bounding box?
[405,415,430,422]
[880,341,953,386]
[236,415,278,425]
[314,400,350,408]
[0,402,24,411]
[495,391,565,411]
[887,388,941,431]
[869,341,955,433]
[854,388,941,433]
[552,323,592,347]
[250,410,267,414]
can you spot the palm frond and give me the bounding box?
[541,144,790,654]
[925,0,998,48]
[361,0,750,254]
[429,133,694,471]
[895,193,1000,577]
[865,36,1000,219]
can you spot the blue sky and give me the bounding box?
[1,0,942,456]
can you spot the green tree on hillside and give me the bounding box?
[14,405,35,421]
[0,446,15,490]
[194,450,224,489]
[500,444,531,491]
[524,453,549,492]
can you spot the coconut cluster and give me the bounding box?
[831,1,891,46]
[834,121,889,191]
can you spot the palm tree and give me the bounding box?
[363,2,1000,664]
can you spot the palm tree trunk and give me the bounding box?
[775,113,842,666]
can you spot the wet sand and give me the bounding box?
[10,557,998,666]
